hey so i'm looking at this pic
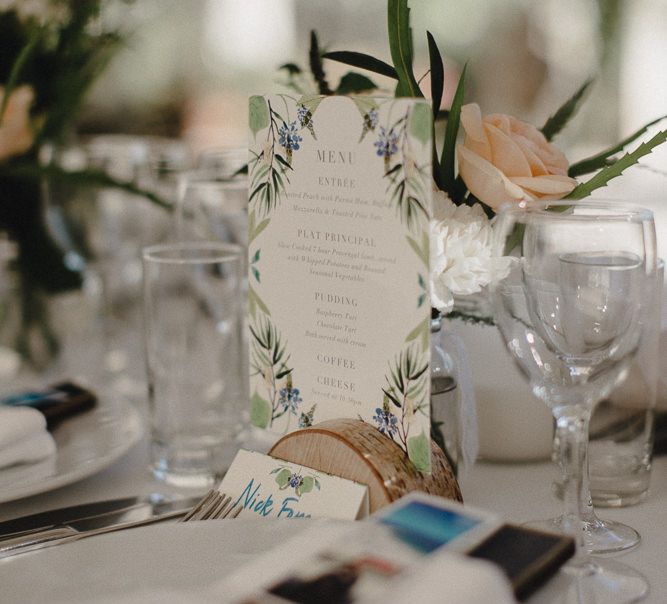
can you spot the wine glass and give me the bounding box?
[490,199,655,602]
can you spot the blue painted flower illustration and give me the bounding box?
[373,407,399,438]
[288,473,304,489]
[279,386,303,415]
[297,104,309,125]
[298,404,316,429]
[271,466,321,497]
[278,121,303,151]
[368,108,379,130]
[374,126,399,158]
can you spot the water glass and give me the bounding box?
[588,259,664,506]
[143,242,245,488]
[176,171,248,248]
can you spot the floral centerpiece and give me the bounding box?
[278,0,666,470]
[0,0,166,366]
[281,0,666,320]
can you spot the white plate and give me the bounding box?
[0,396,142,504]
[0,520,322,603]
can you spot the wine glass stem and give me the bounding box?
[554,407,592,561]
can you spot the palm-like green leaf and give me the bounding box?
[566,129,667,200]
[540,79,592,141]
[568,115,667,177]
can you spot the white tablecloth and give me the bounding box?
[2,429,666,602]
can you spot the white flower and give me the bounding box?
[430,189,512,314]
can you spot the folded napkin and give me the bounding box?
[366,549,516,604]
[0,406,56,469]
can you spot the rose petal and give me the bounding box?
[458,145,526,208]
[510,133,549,176]
[485,123,532,177]
[460,104,492,161]
[510,174,577,197]
[460,104,486,142]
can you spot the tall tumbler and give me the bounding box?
[588,259,664,506]
[143,242,245,488]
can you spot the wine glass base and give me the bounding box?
[524,516,640,555]
[559,557,649,603]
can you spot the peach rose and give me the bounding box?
[0,85,35,162]
[457,103,577,209]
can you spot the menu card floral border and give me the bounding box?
[248,94,433,472]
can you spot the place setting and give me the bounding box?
[1,1,667,603]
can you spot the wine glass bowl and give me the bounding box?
[491,200,656,602]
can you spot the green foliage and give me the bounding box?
[405,317,430,352]
[407,430,431,473]
[567,129,667,200]
[248,210,270,244]
[568,115,667,177]
[540,79,593,141]
[409,102,432,146]
[336,72,377,95]
[0,1,149,306]
[250,391,272,429]
[322,51,397,80]
[426,32,444,120]
[249,96,270,140]
[273,467,291,488]
[308,30,332,95]
[0,26,40,118]
[387,0,422,98]
[440,64,467,202]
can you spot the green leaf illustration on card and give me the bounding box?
[299,476,315,496]
[250,96,270,140]
[274,468,291,489]
[407,430,431,473]
[409,102,432,146]
[250,391,272,428]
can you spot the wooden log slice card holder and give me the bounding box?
[269,418,462,513]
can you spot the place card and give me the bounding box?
[247,95,433,472]
[218,449,369,520]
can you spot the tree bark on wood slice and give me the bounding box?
[269,418,462,513]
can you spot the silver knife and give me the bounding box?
[0,494,200,540]
[0,507,194,558]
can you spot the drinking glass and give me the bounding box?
[143,242,245,488]
[176,172,248,248]
[491,200,655,602]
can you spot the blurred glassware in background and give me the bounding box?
[44,135,191,396]
[176,147,250,416]
[587,259,664,507]
[0,230,106,391]
[176,147,248,246]
[143,242,246,488]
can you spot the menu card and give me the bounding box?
[248,95,433,471]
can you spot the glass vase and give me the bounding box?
[430,313,478,475]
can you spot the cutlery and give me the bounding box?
[0,490,240,558]
[0,494,202,541]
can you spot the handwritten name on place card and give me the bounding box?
[218,450,369,520]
